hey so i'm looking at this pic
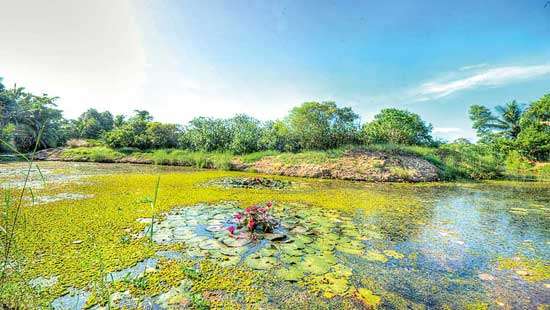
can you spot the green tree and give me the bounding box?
[259,120,299,152]
[516,94,550,161]
[146,122,180,149]
[184,117,233,152]
[228,114,263,154]
[286,101,359,150]
[73,108,114,139]
[469,101,523,140]
[362,108,433,145]
[103,110,155,149]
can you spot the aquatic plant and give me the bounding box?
[213,177,291,189]
[230,202,278,236]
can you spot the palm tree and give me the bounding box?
[490,101,523,139]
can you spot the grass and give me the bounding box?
[61,146,124,163]
[56,143,513,181]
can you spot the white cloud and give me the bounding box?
[459,63,488,71]
[413,64,550,101]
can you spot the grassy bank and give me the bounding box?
[52,144,548,181]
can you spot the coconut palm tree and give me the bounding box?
[491,101,523,139]
[469,101,524,140]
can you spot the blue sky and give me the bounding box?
[1,0,549,140]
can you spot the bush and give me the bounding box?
[504,150,533,174]
[362,108,433,146]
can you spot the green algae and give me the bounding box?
[2,162,549,309]
[497,257,550,282]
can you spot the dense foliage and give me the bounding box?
[0,78,67,152]
[362,108,433,146]
[1,76,548,179]
[469,97,550,161]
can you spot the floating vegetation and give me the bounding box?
[497,257,550,282]
[208,176,292,189]
[1,162,548,309]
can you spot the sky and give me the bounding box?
[1,0,549,141]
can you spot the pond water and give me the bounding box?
[1,162,548,309]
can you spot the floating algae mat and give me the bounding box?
[1,162,548,308]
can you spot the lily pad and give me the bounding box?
[221,237,251,248]
[245,256,277,270]
[276,266,305,281]
[264,233,286,241]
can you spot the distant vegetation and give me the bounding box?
[1,76,548,180]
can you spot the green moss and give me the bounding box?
[497,257,550,282]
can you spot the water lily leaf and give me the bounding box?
[259,246,277,257]
[335,242,364,255]
[221,237,251,248]
[198,239,224,250]
[276,266,304,282]
[294,235,313,244]
[291,226,309,234]
[300,255,332,275]
[264,233,286,241]
[280,254,301,264]
[219,247,246,256]
[245,256,277,270]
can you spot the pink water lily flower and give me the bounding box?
[247,218,255,231]
[227,226,236,235]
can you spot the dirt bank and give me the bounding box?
[34,148,440,182]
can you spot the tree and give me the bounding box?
[184,117,233,152]
[362,108,433,145]
[286,101,359,150]
[228,114,263,154]
[259,120,299,152]
[469,101,523,140]
[103,110,155,149]
[516,94,550,161]
[73,108,114,139]
[146,122,180,149]
[0,85,66,151]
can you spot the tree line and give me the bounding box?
[0,77,548,162]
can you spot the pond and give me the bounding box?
[0,161,548,309]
